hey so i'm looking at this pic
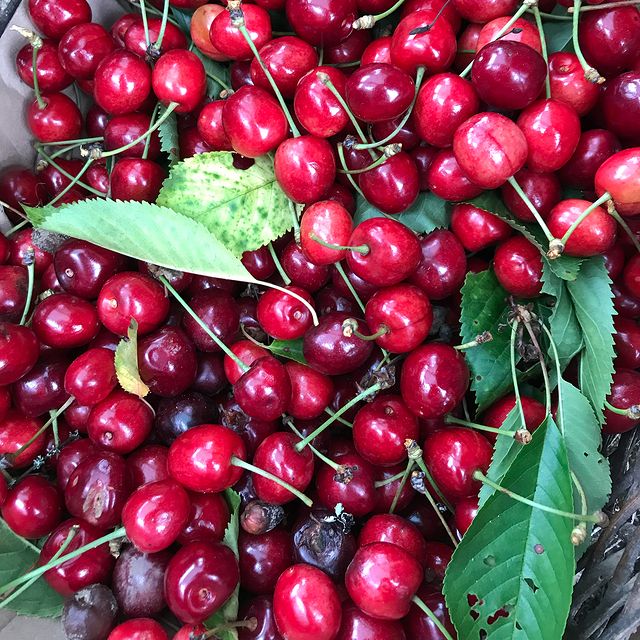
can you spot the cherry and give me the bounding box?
[237,595,280,640]
[28,0,92,40]
[39,158,87,197]
[126,445,169,490]
[400,343,469,419]
[168,424,246,493]
[612,282,640,320]
[0,166,46,215]
[9,228,53,275]
[0,323,39,386]
[613,317,640,369]
[165,541,239,623]
[0,266,27,323]
[560,129,621,191]
[197,101,233,151]
[454,23,481,71]
[404,585,456,639]
[180,126,212,157]
[1,476,62,539]
[154,391,215,447]
[242,246,276,281]
[98,271,169,336]
[624,255,640,299]
[451,203,512,252]
[123,17,187,57]
[338,601,406,640]
[16,38,72,93]
[316,286,357,317]
[219,397,279,457]
[225,340,270,385]
[595,148,640,217]
[602,244,626,281]
[601,73,640,145]
[0,410,45,468]
[493,236,543,298]
[423,542,454,583]
[110,13,139,47]
[58,22,115,80]
[300,200,353,266]
[104,113,161,159]
[372,114,420,152]
[27,92,82,143]
[209,3,272,61]
[324,28,372,65]
[285,361,333,421]
[549,52,600,117]
[454,497,479,537]
[12,354,69,418]
[346,541,423,620]
[479,15,541,51]
[426,148,483,202]
[347,218,421,287]
[108,619,168,640]
[93,50,152,115]
[256,286,313,340]
[303,312,374,376]
[517,99,581,174]
[152,50,206,113]
[64,348,116,406]
[273,564,342,640]
[32,293,99,348]
[453,112,528,189]
[604,369,640,434]
[56,438,97,491]
[87,389,154,454]
[482,393,546,439]
[295,66,349,138]
[401,0,461,31]
[282,241,331,292]
[285,0,356,47]
[424,427,493,500]
[414,73,478,148]
[234,356,291,422]
[85,104,109,138]
[547,199,616,257]
[579,6,640,77]
[274,136,336,204]
[453,0,517,23]
[110,158,166,202]
[178,491,230,545]
[181,288,239,353]
[190,5,228,60]
[39,518,115,597]
[502,168,562,223]
[471,41,547,111]
[390,9,457,75]
[0,386,10,423]
[359,514,427,567]
[223,86,289,158]
[239,528,294,595]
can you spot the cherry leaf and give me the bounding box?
[114,318,149,398]
[157,104,179,165]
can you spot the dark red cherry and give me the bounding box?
[0,266,27,323]
[454,497,479,536]
[353,395,419,467]
[38,158,87,198]
[65,451,131,528]
[223,86,289,158]
[56,438,97,490]
[93,50,152,115]
[12,354,69,418]
[237,595,281,640]
[168,424,246,493]
[482,393,546,441]
[64,347,117,406]
[98,271,169,336]
[400,343,470,419]
[225,340,269,385]
[1,476,61,539]
[604,369,640,434]
[424,427,492,500]
[346,542,423,620]
[615,317,640,370]
[165,541,239,623]
[374,465,416,514]
[197,100,232,151]
[612,282,640,320]
[624,255,640,300]
[178,491,229,545]
[252,432,314,504]
[601,73,640,145]
[16,38,72,92]
[300,200,353,266]
[454,112,528,189]
[547,199,616,257]
[108,619,167,640]
[0,386,10,423]
[0,323,39,386]
[234,356,291,422]
[28,0,92,39]
[155,391,217,446]
[362,35,393,65]
[124,16,187,57]
[502,168,562,223]
[239,528,294,595]
[494,236,543,298]
[104,112,161,159]
[472,41,546,111]
[595,148,640,217]
[372,113,420,151]
[0,167,46,218]
[285,361,334,420]
[86,104,109,137]
[454,22,481,71]
[127,444,170,489]
[274,564,342,640]
[549,52,600,117]
[359,513,426,564]
[152,50,206,113]
[9,228,53,275]
[27,92,82,143]
[451,203,512,252]
[110,158,166,202]
[404,585,456,639]
[476,14,541,51]
[181,288,239,353]
[32,293,99,348]
[452,0,517,23]
[218,397,278,458]
[285,0,356,47]
[58,22,115,80]
[426,148,483,202]
[281,241,331,292]
[87,390,154,454]
[0,410,45,468]
[338,600,406,640]
[39,518,114,597]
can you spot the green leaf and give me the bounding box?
[353,191,450,233]
[193,48,231,96]
[566,257,616,423]
[545,19,574,53]
[169,7,191,32]
[268,338,306,365]
[25,199,255,284]
[443,418,575,640]
[114,319,149,398]
[157,152,292,258]
[0,520,64,617]
[478,407,525,507]
[460,270,515,412]
[157,104,179,166]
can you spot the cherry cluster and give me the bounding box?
[0,0,639,638]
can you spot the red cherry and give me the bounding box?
[346,542,423,620]
[404,584,456,638]
[256,286,314,340]
[452,0,517,22]
[0,386,10,423]
[426,148,483,201]
[624,255,640,299]
[108,619,167,640]
[239,529,294,595]
[424,427,493,500]
[58,22,115,80]
[123,17,187,57]
[475,16,541,52]
[209,4,272,61]
[197,101,233,151]
[178,491,230,545]
[127,444,170,489]
[16,38,72,92]
[451,203,512,252]
[285,0,356,47]
[0,410,45,468]
[549,52,600,116]
[110,13,139,47]
[300,200,353,266]
[493,236,543,298]
[224,340,269,385]
[64,347,117,406]
[0,167,46,220]
[28,0,91,39]
[604,369,640,434]
[27,93,82,143]
[595,148,640,217]
[338,600,406,640]
[502,168,562,223]
[152,50,206,113]
[401,0,461,31]
[454,23,481,70]
[282,241,331,292]
[0,323,39,386]
[601,73,640,146]
[274,564,342,640]
[190,5,228,61]
[482,393,546,441]
[455,497,479,536]
[359,513,427,563]
[168,424,246,493]
[104,113,161,159]
[285,361,334,420]
[9,228,53,275]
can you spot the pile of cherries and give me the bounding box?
[1,0,640,638]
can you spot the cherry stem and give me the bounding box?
[231,456,313,506]
[531,5,551,99]
[336,144,368,199]
[0,526,126,597]
[267,242,291,285]
[454,331,493,350]
[353,0,407,28]
[50,142,86,160]
[510,321,528,431]
[412,454,455,514]
[205,69,231,93]
[568,0,639,11]
[48,156,94,207]
[389,458,414,514]
[412,596,456,640]
[474,470,603,522]
[38,136,105,148]
[375,469,406,488]
[287,421,340,471]
[540,323,564,435]
[522,317,551,414]
[604,399,640,419]
[143,103,161,161]
[506,176,555,243]
[160,275,249,373]
[309,233,369,256]
[606,206,640,256]
[558,191,611,248]
[139,0,152,49]
[6,219,29,235]
[324,407,353,428]
[102,102,178,158]
[571,0,606,83]
[338,151,399,175]
[459,0,534,77]
[0,525,79,610]
[232,15,300,137]
[295,382,382,452]
[342,318,388,341]
[445,415,519,439]
[354,67,426,150]
[334,261,366,314]
[319,75,369,146]
[35,149,104,198]
[51,408,60,447]
[10,26,45,109]
[528,9,572,20]
[153,0,170,51]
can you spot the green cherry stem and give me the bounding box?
[287,421,341,471]
[142,103,161,161]
[571,0,605,83]
[0,527,126,597]
[338,150,398,175]
[267,241,291,285]
[295,383,382,452]
[160,275,249,373]
[528,9,572,20]
[510,321,528,431]
[19,253,35,326]
[139,0,152,49]
[570,471,589,545]
[412,455,455,514]
[568,0,639,9]
[318,73,369,146]
[47,156,94,207]
[34,149,104,198]
[37,136,105,148]
[375,469,406,488]
[323,408,353,428]
[6,219,29,235]
[389,458,414,514]
[506,175,555,243]
[353,0,407,29]
[444,415,528,441]
[412,596,456,640]
[532,5,551,98]
[336,144,368,199]
[558,192,611,247]
[153,0,171,52]
[604,399,640,419]
[454,331,493,351]
[334,261,366,314]
[540,323,564,435]
[342,318,388,341]
[608,206,640,255]
[521,318,551,413]
[309,234,370,256]
[10,27,45,109]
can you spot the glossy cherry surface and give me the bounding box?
[604,369,640,434]
[152,50,206,113]
[601,73,640,145]
[58,22,115,80]
[404,585,456,639]
[548,52,600,116]
[560,129,620,191]
[502,168,562,223]
[32,292,99,348]
[595,148,640,217]
[178,491,230,545]
[426,149,483,202]
[27,92,82,143]
[451,203,512,252]
[234,356,291,422]
[285,0,356,47]
[493,236,543,298]
[16,38,72,93]
[239,528,294,595]
[64,347,117,406]
[108,619,168,640]
[27,0,91,39]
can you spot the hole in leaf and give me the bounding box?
[516,622,523,631]
[487,609,510,625]
[483,555,496,567]
[475,375,483,382]
[470,610,480,620]
[479,630,488,639]
[467,594,479,607]
[524,578,539,593]
[473,320,479,326]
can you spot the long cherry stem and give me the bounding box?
[142,103,161,161]
[338,151,397,175]
[35,149,104,198]
[413,455,455,513]
[571,0,605,83]
[532,5,551,98]
[324,408,353,428]
[559,192,611,247]
[153,0,171,51]
[445,415,519,439]
[139,0,152,49]
[510,321,528,431]
[267,242,291,285]
[604,399,640,419]
[506,175,555,243]
[375,469,406,488]
[412,596,456,640]
[319,74,369,146]
[336,144,368,199]
[19,257,35,326]
[288,421,340,471]
[231,456,313,506]
[389,459,414,514]
[568,0,639,10]
[608,206,640,255]
[48,157,94,207]
[335,261,366,313]
[11,27,45,109]
[353,0,407,28]
[540,324,564,435]
[309,234,369,255]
